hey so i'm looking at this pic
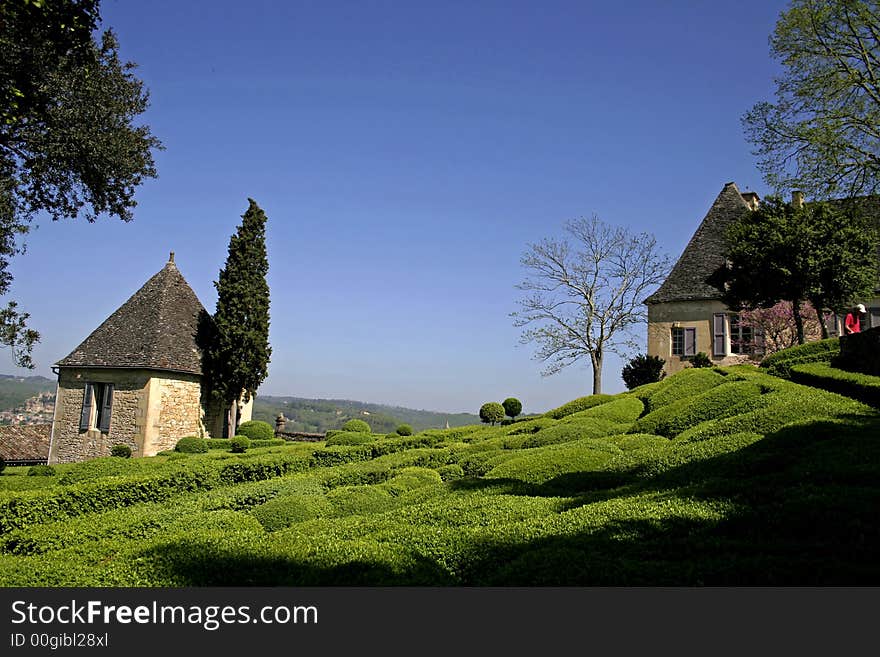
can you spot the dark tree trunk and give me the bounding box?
[226,401,239,438]
[792,300,806,345]
[591,353,602,395]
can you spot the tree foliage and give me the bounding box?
[744,0,880,197]
[736,301,823,355]
[512,216,670,395]
[206,199,272,437]
[479,402,505,426]
[0,0,161,367]
[621,354,666,390]
[714,196,878,344]
[502,397,522,419]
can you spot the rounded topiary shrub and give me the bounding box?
[174,436,209,453]
[111,444,132,458]
[236,420,274,442]
[503,397,523,419]
[230,435,251,453]
[690,352,713,368]
[395,424,413,436]
[325,431,375,446]
[479,402,505,425]
[342,419,371,433]
[27,464,56,476]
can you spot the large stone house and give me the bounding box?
[645,182,880,375]
[48,254,253,463]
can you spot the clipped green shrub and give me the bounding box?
[520,417,626,448]
[485,438,619,485]
[205,438,285,449]
[505,417,558,435]
[562,396,643,425]
[631,381,765,437]
[111,444,132,458]
[382,467,443,495]
[396,424,413,436]
[342,419,371,433]
[27,465,55,477]
[544,394,615,419]
[502,397,523,419]
[760,338,840,372]
[622,354,666,390]
[789,362,880,407]
[641,368,726,413]
[230,436,251,453]
[174,437,208,453]
[479,402,505,425]
[436,464,465,481]
[325,431,376,447]
[236,420,275,442]
[251,495,332,531]
[690,352,713,368]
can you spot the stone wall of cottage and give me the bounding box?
[647,300,753,375]
[143,374,204,455]
[49,368,151,464]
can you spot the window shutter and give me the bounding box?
[98,384,114,433]
[713,314,726,356]
[685,328,697,356]
[79,383,93,431]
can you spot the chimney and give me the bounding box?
[792,190,804,209]
[741,191,760,211]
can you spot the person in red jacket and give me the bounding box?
[844,303,866,334]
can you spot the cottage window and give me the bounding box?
[729,314,764,355]
[79,382,114,433]
[671,327,696,356]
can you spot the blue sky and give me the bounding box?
[9,0,790,414]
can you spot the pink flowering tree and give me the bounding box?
[734,301,824,357]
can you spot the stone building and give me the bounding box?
[48,254,252,463]
[645,182,880,375]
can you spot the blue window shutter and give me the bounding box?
[98,384,113,433]
[713,314,726,356]
[79,383,93,431]
[685,328,697,356]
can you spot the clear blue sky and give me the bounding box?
[8,0,790,414]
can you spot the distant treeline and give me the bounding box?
[252,396,480,434]
[0,375,55,412]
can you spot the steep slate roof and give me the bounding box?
[645,182,751,304]
[56,256,211,375]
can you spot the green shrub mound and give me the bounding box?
[342,419,371,433]
[485,438,620,486]
[479,402,505,425]
[789,362,880,407]
[630,381,764,437]
[325,431,376,447]
[640,368,726,413]
[27,465,55,477]
[518,417,626,449]
[505,417,558,435]
[561,396,643,425]
[759,338,840,377]
[395,424,413,436]
[236,420,275,442]
[175,437,208,453]
[544,394,614,419]
[230,436,251,453]
[690,352,713,368]
[111,444,132,458]
[205,438,285,449]
[251,495,332,531]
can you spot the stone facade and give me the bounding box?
[49,368,151,463]
[147,374,204,455]
[648,300,753,375]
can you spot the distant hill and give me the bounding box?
[0,375,55,411]
[252,396,480,434]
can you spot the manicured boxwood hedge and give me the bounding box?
[639,368,726,413]
[789,362,880,407]
[759,338,840,377]
[543,394,614,419]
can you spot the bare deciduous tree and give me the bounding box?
[512,216,671,395]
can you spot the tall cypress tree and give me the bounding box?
[208,198,271,437]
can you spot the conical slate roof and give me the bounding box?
[56,255,211,375]
[645,182,751,304]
